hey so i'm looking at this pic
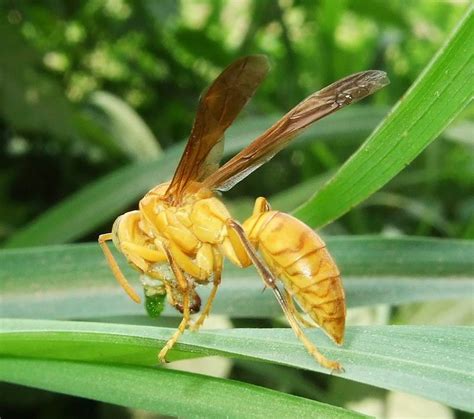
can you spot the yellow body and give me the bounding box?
[111,184,345,347]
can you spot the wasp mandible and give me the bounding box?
[99,56,389,371]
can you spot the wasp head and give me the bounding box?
[111,210,148,272]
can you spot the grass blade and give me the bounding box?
[1,238,472,319]
[0,358,364,418]
[86,91,162,161]
[294,7,473,227]
[1,320,472,412]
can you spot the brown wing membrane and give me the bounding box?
[203,70,389,191]
[165,55,270,201]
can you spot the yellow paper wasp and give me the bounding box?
[99,55,389,371]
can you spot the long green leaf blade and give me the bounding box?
[1,320,472,412]
[294,7,473,227]
[0,358,363,418]
[86,91,162,161]
[1,238,472,319]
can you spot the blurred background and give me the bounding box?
[1,0,472,418]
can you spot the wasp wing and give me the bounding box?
[203,70,389,191]
[165,55,270,200]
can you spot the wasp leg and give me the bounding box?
[168,241,211,281]
[98,233,141,303]
[121,242,168,264]
[190,249,223,332]
[158,248,191,363]
[226,220,343,373]
[284,289,319,329]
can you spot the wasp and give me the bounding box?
[99,56,389,371]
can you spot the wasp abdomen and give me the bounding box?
[247,211,346,345]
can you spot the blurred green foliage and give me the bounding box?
[1,0,471,243]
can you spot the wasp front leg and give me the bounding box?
[190,248,223,331]
[168,241,222,331]
[158,248,192,363]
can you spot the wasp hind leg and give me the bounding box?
[226,219,343,373]
[190,249,223,332]
[158,249,191,363]
[284,289,319,329]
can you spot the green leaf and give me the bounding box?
[1,320,472,412]
[4,106,387,248]
[1,238,472,319]
[86,91,162,161]
[0,358,363,419]
[294,7,473,227]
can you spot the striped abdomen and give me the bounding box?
[244,211,346,344]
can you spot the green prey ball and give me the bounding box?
[145,292,166,318]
